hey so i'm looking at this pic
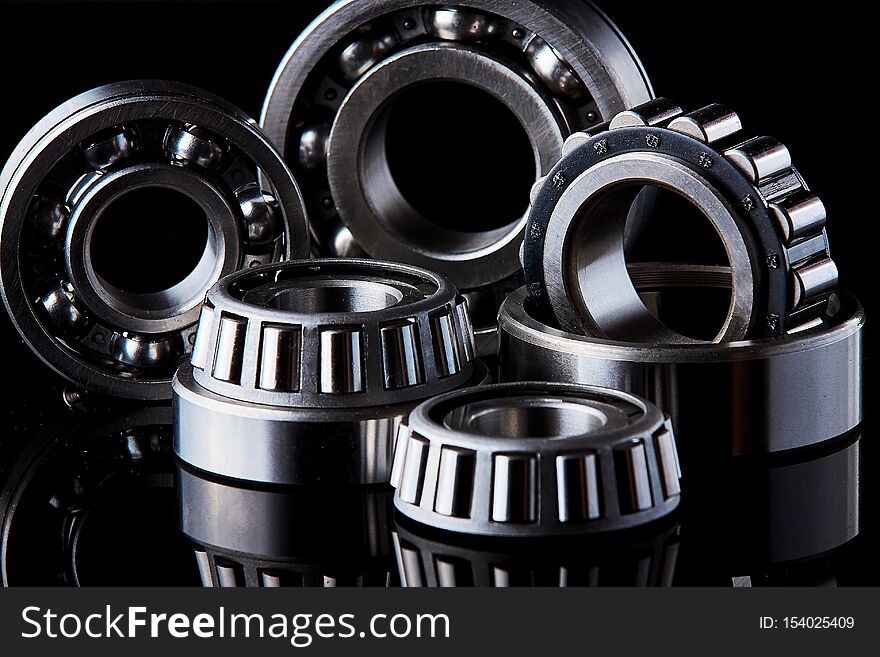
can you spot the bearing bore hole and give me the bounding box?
[445,397,613,439]
[91,188,208,294]
[269,280,404,313]
[379,81,535,246]
[625,186,732,341]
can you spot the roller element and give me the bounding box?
[653,429,680,499]
[194,550,212,587]
[431,310,462,377]
[39,280,88,334]
[771,193,826,243]
[453,299,476,363]
[556,453,601,522]
[190,305,216,370]
[319,326,365,393]
[609,98,683,129]
[792,258,838,310]
[667,104,742,144]
[215,562,241,587]
[560,122,611,158]
[330,226,363,258]
[235,183,281,248]
[491,454,537,523]
[434,446,476,518]
[260,572,283,587]
[398,435,430,505]
[82,128,136,171]
[211,314,247,384]
[30,196,68,242]
[257,324,302,392]
[427,7,498,41]
[523,35,584,98]
[380,320,424,389]
[616,441,653,514]
[298,124,330,170]
[164,124,225,170]
[725,136,792,183]
[110,332,180,368]
[339,32,399,82]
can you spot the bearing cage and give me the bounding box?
[524,99,837,340]
[0,81,309,400]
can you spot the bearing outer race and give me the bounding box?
[173,360,488,486]
[0,81,309,400]
[392,382,680,537]
[523,127,798,339]
[497,287,864,455]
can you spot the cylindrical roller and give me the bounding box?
[391,382,681,537]
[0,81,310,400]
[523,99,838,342]
[173,259,488,485]
[498,286,863,458]
[261,0,653,357]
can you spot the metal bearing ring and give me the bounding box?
[173,258,487,485]
[0,81,309,400]
[261,0,653,355]
[391,382,681,537]
[523,98,838,342]
[497,285,864,456]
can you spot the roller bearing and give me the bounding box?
[260,0,653,356]
[391,382,681,537]
[173,258,488,485]
[497,285,863,458]
[0,81,309,400]
[523,98,838,341]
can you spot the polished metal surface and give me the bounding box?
[498,286,863,456]
[0,81,309,400]
[524,99,838,341]
[173,259,488,485]
[261,0,653,356]
[391,382,681,536]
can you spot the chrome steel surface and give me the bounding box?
[261,0,653,356]
[391,382,681,536]
[498,286,863,456]
[524,99,837,342]
[0,81,309,400]
[173,259,487,485]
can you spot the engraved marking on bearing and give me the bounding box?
[552,171,568,189]
[767,253,779,269]
[593,139,609,155]
[767,314,779,331]
[645,134,661,148]
[742,195,756,211]
[527,282,543,297]
[699,153,713,168]
[529,223,544,240]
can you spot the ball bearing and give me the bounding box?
[523,98,838,342]
[173,258,487,485]
[0,81,310,400]
[391,382,681,537]
[260,0,653,355]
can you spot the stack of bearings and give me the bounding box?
[0,1,865,586]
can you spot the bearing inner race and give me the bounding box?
[546,153,754,343]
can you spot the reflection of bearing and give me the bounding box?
[391,382,681,537]
[497,286,863,456]
[393,517,680,587]
[179,463,395,587]
[261,0,652,354]
[173,259,487,485]
[0,81,309,400]
[524,99,838,341]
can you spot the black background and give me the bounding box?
[0,1,874,585]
